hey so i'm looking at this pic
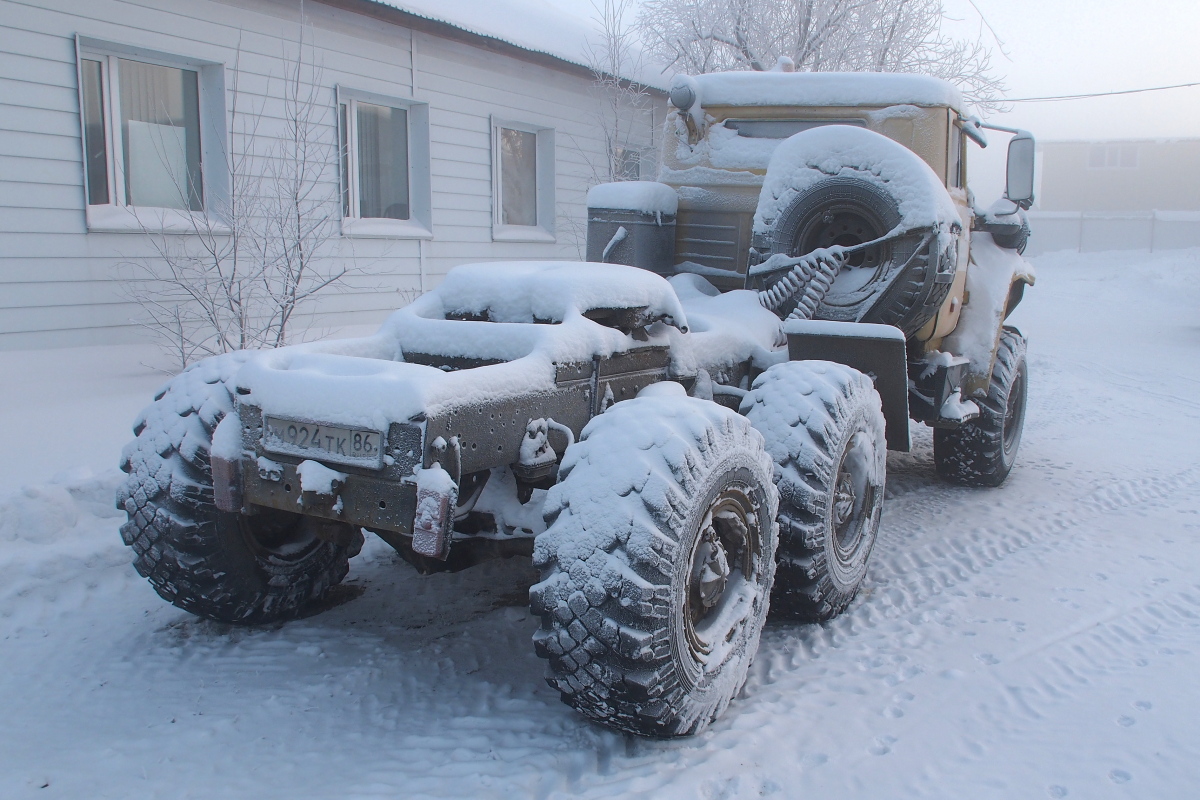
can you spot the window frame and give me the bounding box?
[336,86,432,239]
[491,116,556,243]
[74,36,228,233]
[1087,143,1139,171]
[949,121,966,189]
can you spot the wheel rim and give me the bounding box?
[237,509,324,563]
[682,480,763,672]
[792,201,892,303]
[830,431,878,569]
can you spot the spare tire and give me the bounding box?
[757,175,956,336]
[752,126,963,337]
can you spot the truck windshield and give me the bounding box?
[723,118,866,138]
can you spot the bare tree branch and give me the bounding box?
[638,0,1008,112]
[122,21,355,369]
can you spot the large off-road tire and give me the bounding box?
[741,361,887,622]
[530,390,778,737]
[759,176,956,337]
[116,354,362,624]
[934,327,1029,487]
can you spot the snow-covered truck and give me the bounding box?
[117,70,1036,737]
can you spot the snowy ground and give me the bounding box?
[2,248,1199,799]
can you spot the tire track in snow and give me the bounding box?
[752,465,1200,684]
[1006,585,1200,704]
[563,473,1200,800]
[906,585,1200,797]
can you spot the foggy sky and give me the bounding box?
[552,0,1200,200]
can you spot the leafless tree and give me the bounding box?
[637,0,1007,112]
[583,0,658,184]
[256,32,344,350]
[125,25,350,370]
[558,0,662,258]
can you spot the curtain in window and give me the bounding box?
[118,59,202,210]
[500,128,537,226]
[356,102,409,220]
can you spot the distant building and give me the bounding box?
[1038,139,1200,213]
[1027,139,1200,254]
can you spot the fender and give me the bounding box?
[783,319,911,452]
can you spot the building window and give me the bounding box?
[491,117,555,242]
[338,88,431,238]
[76,39,225,231]
[613,146,642,181]
[1088,144,1138,170]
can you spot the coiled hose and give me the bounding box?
[756,229,935,321]
[756,249,845,320]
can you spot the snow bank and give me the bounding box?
[0,484,78,545]
[0,467,128,618]
[754,125,961,235]
[587,182,679,216]
[688,71,964,111]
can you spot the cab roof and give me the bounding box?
[689,71,964,113]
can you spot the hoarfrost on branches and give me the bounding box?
[583,0,659,184]
[637,0,1007,112]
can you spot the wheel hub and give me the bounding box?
[695,527,731,610]
[238,509,323,563]
[833,469,857,529]
[830,431,878,567]
[798,205,887,270]
[683,485,761,663]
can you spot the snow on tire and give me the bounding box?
[741,361,887,622]
[530,392,778,737]
[753,127,961,336]
[934,327,1029,487]
[116,353,362,624]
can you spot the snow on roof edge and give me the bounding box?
[361,0,669,91]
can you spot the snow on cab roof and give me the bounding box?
[690,71,964,111]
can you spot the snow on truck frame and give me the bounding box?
[118,70,1036,738]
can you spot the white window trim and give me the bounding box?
[1087,143,1139,171]
[491,116,556,243]
[337,86,432,239]
[75,36,229,234]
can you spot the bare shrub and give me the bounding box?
[124,27,351,370]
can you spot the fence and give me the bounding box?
[1024,211,1200,256]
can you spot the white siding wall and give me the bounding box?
[0,0,662,349]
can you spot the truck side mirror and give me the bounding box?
[1006,132,1036,209]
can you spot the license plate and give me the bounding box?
[262,416,385,469]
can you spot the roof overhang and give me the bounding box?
[314,0,666,94]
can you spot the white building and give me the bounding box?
[1026,138,1200,255]
[0,0,665,350]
